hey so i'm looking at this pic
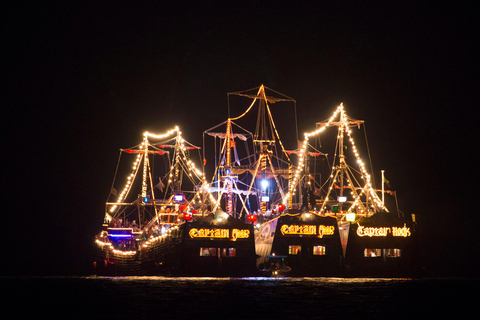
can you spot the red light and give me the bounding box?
[278,204,285,212]
[183,212,192,220]
[247,214,257,222]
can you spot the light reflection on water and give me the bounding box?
[3,276,476,318]
[92,275,412,282]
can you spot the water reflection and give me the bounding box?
[5,276,475,319]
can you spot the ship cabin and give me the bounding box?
[179,211,257,277]
[345,212,418,277]
[256,210,344,277]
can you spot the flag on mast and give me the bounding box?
[382,176,391,188]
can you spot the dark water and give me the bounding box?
[2,276,476,319]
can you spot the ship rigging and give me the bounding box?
[203,85,298,220]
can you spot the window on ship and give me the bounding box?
[288,245,301,255]
[364,248,382,257]
[313,245,326,255]
[220,248,236,257]
[364,248,402,258]
[200,247,217,256]
[385,249,401,257]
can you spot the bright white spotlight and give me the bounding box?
[261,179,269,190]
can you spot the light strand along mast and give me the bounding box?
[229,85,296,211]
[225,118,233,216]
[310,104,387,216]
[142,134,149,200]
[316,107,367,214]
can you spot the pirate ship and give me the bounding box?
[94,85,418,277]
[200,85,346,277]
[94,127,256,276]
[256,102,418,277]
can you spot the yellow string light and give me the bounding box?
[110,126,216,213]
[284,103,387,213]
[284,104,343,205]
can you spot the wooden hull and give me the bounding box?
[94,214,257,277]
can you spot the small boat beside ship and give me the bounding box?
[256,210,343,277]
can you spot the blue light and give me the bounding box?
[144,197,148,203]
[109,234,133,238]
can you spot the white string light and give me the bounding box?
[110,152,143,213]
[110,126,216,214]
[284,103,386,214]
[284,104,344,205]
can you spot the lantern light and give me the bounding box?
[346,213,356,222]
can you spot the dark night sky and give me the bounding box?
[3,1,478,276]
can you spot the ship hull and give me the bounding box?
[94,215,257,277]
[255,211,344,277]
[255,211,420,277]
[94,251,146,276]
[344,212,420,278]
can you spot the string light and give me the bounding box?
[110,126,216,214]
[144,126,180,140]
[95,239,136,256]
[284,104,344,205]
[284,103,387,214]
[110,152,143,212]
[96,225,182,256]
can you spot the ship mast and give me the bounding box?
[338,110,345,210]
[312,105,387,217]
[106,127,209,226]
[232,85,295,212]
[225,118,233,216]
[205,85,296,216]
[254,93,274,213]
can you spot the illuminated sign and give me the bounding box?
[281,225,315,235]
[318,225,335,237]
[189,228,229,238]
[188,228,250,241]
[392,225,412,237]
[280,225,335,237]
[232,229,250,240]
[356,223,411,238]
